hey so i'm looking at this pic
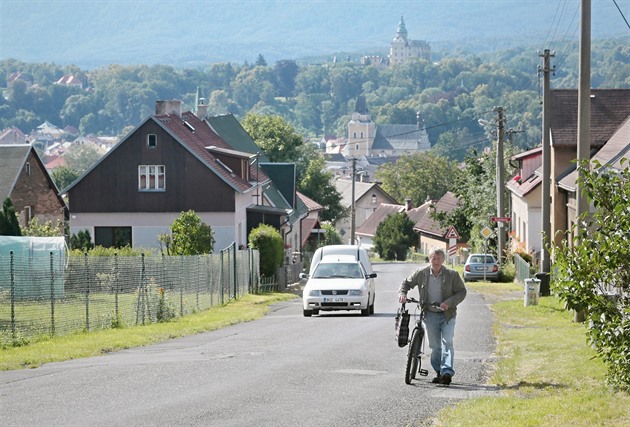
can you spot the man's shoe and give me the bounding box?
[431,375,442,384]
[440,373,452,385]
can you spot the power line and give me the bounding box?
[612,0,630,30]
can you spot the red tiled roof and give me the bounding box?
[551,89,630,149]
[297,191,324,212]
[155,111,261,193]
[355,203,404,237]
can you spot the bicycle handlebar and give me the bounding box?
[402,297,444,311]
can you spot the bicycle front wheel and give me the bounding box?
[405,327,421,384]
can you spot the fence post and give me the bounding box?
[50,252,55,336]
[233,243,237,298]
[220,250,224,304]
[114,254,119,325]
[10,251,15,341]
[179,256,184,317]
[84,252,90,331]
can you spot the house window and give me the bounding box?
[138,165,165,191]
[23,206,32,223]
[353,132,357,138]
[25,162,31,175]
[355,144,359,150]
[147,134,157,148]
[360,132,364,138]
[94,227,132,248]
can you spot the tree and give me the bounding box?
[51,166,80,190]
[321,222,342,246]
[375,152,460,208]
[0,198,21,236]
[70,229,94,251]
[248,224,284,277]
[551,159,630,391]
[21,217,64,236]
[255,54,267,67]
[168,210,215,255]
[298,155,345,223]
[373,212,416,261]
[242,113,305,163]
[64,143,104,173]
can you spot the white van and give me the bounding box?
[301,245,377,317]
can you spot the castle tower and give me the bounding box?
[389,16,430,66]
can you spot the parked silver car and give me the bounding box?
[463,253,499,282]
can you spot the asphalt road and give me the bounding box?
[0,263,499,427]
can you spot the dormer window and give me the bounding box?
[25,162,31,175]
[147,134,157,149]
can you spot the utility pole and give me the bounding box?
[495,106,505,264]
[538,49,554,274]
[350,157,357,245]
[576,0,591,225]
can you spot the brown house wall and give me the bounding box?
[10,151,66,226]
[68,121,236,213]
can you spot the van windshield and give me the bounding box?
[313,263,363,279]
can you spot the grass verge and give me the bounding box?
[435,282,630,426]
[0,292,296,371]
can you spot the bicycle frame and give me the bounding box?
[404,297,429,384]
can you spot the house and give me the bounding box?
[63,100,296,251]
[297,191,325,251]
[204,113,306,251]
[55,74,84,89]
[557,116,630,246]
[506,147,543,256]
[388,16,431,65]
[355,192,465,257]
[507,88,630,257]
[549,89,630,247]
[333,178,399,244]
[0,144,68,227]
[0,127,27,145]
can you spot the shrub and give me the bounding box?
[248,224,284,277]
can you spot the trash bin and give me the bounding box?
[524,278,541,307]
[535,272,550,296]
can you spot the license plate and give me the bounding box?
[476,266,489,272]
[323,298,344,302]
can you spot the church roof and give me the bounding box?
[372,124,429,151]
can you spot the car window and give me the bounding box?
[470,256,480,263]
[484,256,495,263]
[313,263,362,278]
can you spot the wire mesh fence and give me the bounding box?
[0,244,261,346]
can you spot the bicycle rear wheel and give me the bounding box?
[405,327,421,384]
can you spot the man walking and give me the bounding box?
[398,247,467,385]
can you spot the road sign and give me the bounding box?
[445,225,460,239]
[448,245,457,256]
[491,217,512,222]
[480,226,493,239]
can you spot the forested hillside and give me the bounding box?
[1,38,628,162]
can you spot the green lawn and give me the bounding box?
[435,281,630,426]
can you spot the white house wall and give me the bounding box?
[70,211,243,253]
[511,188,542,254]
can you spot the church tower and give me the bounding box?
[347,95,376,158]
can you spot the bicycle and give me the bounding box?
[402,297,443,385]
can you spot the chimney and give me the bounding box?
[405,198,413,211]
[155,100,182,116]
[196,97,208,119]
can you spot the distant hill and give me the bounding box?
[2,0,628,68]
